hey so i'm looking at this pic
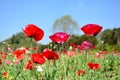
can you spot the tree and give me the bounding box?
[52,15,79,34]
[113,28,120,45]
[101,29,114,45]
[101,28,120,45]
[0,32,38,50]
[69,35,98,45]
[69,35,81,45]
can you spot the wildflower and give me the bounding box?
[68,51,75,57]
[13,59,19,65]
[70,44,77,51]
[81,41,95,50]
[13,49,26,60]
[1,51,8,59]
[77,45,83,50]
[49,32,70,44]
[33,47,37,50]
[69,46,73,51]
[22,24,44,41]
[8,47,13,52]
[81,24,102,36]
[3,72,7,78]
[88,62,100,70]
[78,70,86,76]
[0,52,2,55]
[37,66,43,72]
[9,76,14,80]
[24,60,34,70]
[62,50,68,55]
[70,42,77,48]
[5,60,11,65]
[101,40,104,44]
[42,48,59,60]
[32,53,46,65]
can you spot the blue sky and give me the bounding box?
[0,0,120,44]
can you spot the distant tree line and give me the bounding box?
[0,28,120,52]
[101,28,120,45]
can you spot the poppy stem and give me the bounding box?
[50,43,53,50]
[101,40,104,51]
[59,43,63,53]
[85,50,88,60]
[30,37,33,53]
[52,59,57,79]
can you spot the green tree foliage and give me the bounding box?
[101,28,120,45]
[69,35,81,45]
[101,29,114,45]
[69,35,98,45]
[113,28,120,45]
[52,15,79,34]
[0,32,46,51]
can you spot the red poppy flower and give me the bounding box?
[1,51,8,59]
[42,48,59,60]
[13,49,26,60]
[0,52,2,55]
[68,51,75,57]
[80,41,95,50]
[70,42,77,48]
[88,62,100,70]
[3,72,7,78]
[81,24,102,36]
[33,47,37,50]
[62,50,68,55]
[24,60,34,70]
[77,45,83,50]
[78,70,86,76]
[32,53,45,65]
[49,32,70,44]
[22,24,44,41]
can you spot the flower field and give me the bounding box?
[0,24,120,80]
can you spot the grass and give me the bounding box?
[0,47,120,80]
